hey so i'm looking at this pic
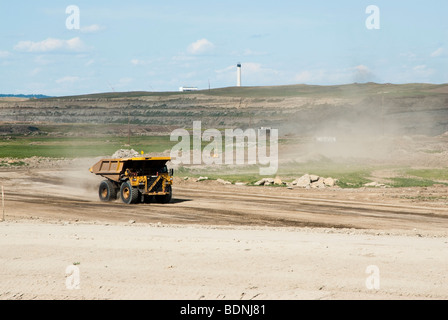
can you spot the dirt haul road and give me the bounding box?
[0,166,447,300]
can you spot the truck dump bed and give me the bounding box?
[89,157,171,182]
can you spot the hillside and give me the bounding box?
[0,83,447,137]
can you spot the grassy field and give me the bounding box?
[2,132,448,188]
[0,135,174,159]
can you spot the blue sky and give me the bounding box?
[0,0,446,96]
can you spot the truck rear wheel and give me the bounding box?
[99,180,118,202]
[120,181,140,204]
[155,185,172,204]
[143,195,154,204]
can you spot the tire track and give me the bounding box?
[4,184,448,231]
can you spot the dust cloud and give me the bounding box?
[275,93,448,167]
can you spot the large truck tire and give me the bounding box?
[99,180,118,202]
[120,181,140,204]
[155,185,172,204]
[143,195,154,204]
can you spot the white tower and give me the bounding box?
[237,63,241,87]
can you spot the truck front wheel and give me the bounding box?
[120,181,140,204]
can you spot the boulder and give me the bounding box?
[217,178,232,185]
[309,174,320,183]
[364,181,386,188]
[293,174,311,188]
[323,177,335,187]
[197,176,208,182]
[364,182,376,187]
[311,177,326,189]
[274,176,282,185]
[254,178,275,186]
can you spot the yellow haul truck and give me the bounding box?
[89,157,173,204]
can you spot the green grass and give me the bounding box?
[0,136,175,159]
[389,177,442,188]
[382,168,448,188]
[0,160,27,167]
[403,168,448,181]
[399,195,448,202]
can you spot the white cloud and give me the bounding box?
[80,24,105,33]
[131,59,148,66]
[30,68,42,76]
[56,76,80,84]
[243,62,278,75]
[187,39,214,55]
[413,64,434,77]
[353,65,376,83]
[14,37,86,53]
[413,65,426,71]
[431,48,444,57]
[0,50,11,58]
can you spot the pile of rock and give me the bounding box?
[291,174,336,189]
[194,177,233,185]
[254,177,284,186]
[111,149,140,158]
[189,174,338,189]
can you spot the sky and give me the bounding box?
[0,0,447,96]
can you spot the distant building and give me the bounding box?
[179,87,199,92]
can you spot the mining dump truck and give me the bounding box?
[89,157,173,204]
